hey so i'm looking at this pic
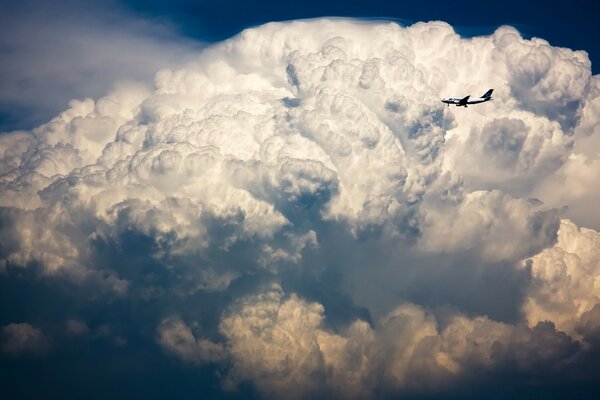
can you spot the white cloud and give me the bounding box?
[420,189,560,261]
[219,284,327,398]
[1,17,599,396]
[3,19,595,281]
[214,285,581,397]
[532,152,600,231]
[523,219,600,337]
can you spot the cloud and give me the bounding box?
[157,317,225,364]
[1,17,599,397]
[65,319,90,336]
[219,284,327,397]
[0,0,202,131]
[532,150,600,231]
[523,219,600,337]
[209,284,581,397]
[1,323,50,357]
[419,189,560,262]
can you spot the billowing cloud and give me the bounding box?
[524,219,600,336]
[1,18,599,397]
[173,284,580,398]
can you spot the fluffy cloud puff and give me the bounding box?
[1,18,600,397]
[161,284,581,398]
[524,219,600,337]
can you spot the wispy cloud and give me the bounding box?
[0,0,202,131]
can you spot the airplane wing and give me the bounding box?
[458,95,470,106]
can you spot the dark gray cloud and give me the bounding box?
[1,322,50,357]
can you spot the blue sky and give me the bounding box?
[125,0,599,68]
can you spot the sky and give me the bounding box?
[1,1,600,399]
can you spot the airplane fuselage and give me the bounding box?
[441,97,490,105]
[441,89,493,107]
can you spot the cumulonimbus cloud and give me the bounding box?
[1,18,599,397]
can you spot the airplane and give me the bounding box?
[441,89,493,107]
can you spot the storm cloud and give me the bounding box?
[1,18,599,398]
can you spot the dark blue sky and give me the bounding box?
[126,0,599,71]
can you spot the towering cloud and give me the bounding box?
[1,18,599,397]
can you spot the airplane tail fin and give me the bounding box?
[482,89,494,99]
